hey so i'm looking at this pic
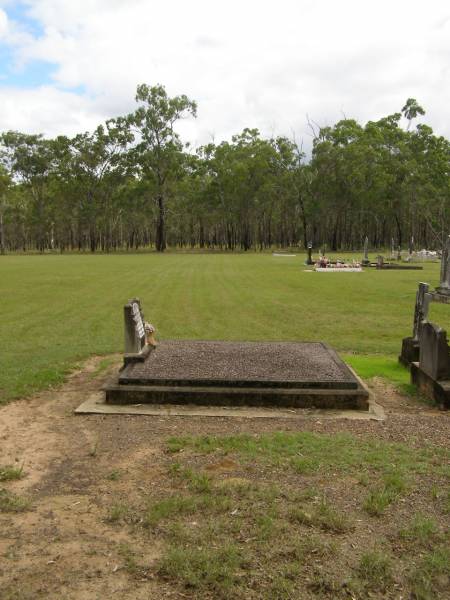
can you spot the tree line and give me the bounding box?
[0,87,449,254]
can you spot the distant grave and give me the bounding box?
[404,249,439,263]
[373,255,423,270]
[105,302,369,410]
[362,236,370,266]
[312,248,362,272]
[399,236,450,408]
[360,237,423,270]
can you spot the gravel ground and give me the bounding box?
[122,340,355,387]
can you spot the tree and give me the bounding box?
[129,84,197,251]
[0,165,11,254]
[402,98,425,130]
[0,94,448,253]
[54,117,133,252]
[0,132,56,252]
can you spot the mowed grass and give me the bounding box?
[0,252,443,403]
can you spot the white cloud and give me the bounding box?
[0,0,449,147]
[0,85,102,137]
[0,8,8,38]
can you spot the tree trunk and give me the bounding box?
[0,207,5,255]
[155,194,166,252]
[394,213,402,248]
[298,195,308,248]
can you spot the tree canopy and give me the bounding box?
[0,86,448,253]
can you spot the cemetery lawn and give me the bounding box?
[0,252,445,404]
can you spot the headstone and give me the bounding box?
[362,236,370,266]
[399,281,430,367]
[124,298,146,354]
[413,283,430,341]
[305,241,313,265]
[376,255,384,268]
[397,245,402,261]
[419,322,450,381]
[436,235,450,296]
[409,235,414,256]
[390,238,396,260]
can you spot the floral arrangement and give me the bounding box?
[314,257,361,269]
[144,322,157,346]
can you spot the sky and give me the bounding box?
[0,0,449,149]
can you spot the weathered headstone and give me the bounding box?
[397,245,402,261]
[376,255,384,268]
[362,236,370,266]
[413,282,430,341]
[399,281,429,366]
[409,235,414,257]
[419,322,450,381]
[390,238,395,260]
[124,298,147,355]
[436,235,450,296]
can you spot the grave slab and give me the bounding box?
[105,341,369,409]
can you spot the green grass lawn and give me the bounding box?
[0,252,444,403]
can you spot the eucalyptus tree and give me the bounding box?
[0,131,57,251]
[407,123,450,247]
[0,165,11,254]
[200,129,296,250]
[311,119,371,248]
[129,84,197,251]
[290,145,314,248]
[54,117,133,251]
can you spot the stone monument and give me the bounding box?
[123,298,153,365]
[411,321,450,409]
[362,236,370,266]
[399,245,450,407]
[376,255,384,269]
[418,322,450,382]
[436,235,450,296]
[399,282,429,366]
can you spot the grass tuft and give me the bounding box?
[0,465,24,482]
[400,513,439,545]
[363,472,408,516]
[409,546,450,600]
[0,489,30,512]
[144,496,197,528]
[118,544,141,575]
[107,503,128,523]
[158,544,243,593]
[290,498,351,533]
[358,550,392,590]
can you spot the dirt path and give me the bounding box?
[0,358,448,599]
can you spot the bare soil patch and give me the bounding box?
[0,357,448,599]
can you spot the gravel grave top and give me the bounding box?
[119,340,358,389]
